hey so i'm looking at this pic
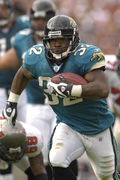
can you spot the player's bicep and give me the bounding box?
[22,65,34,80]
[85,69,106,82]
[85,69,108,83]
[82,46,105,73]
[82,70,109,99]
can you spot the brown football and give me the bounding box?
[51,73,87,85]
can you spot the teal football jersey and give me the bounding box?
[12,28,45,104]
[0,15,30,88]
[23,43,114,135]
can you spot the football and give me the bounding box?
[51,72,87,85]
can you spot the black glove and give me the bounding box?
[2,101,17,126]
[48,81,73,98]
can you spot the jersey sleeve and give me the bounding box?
[12,32,24,60]
[79,45,105,75]
[17,15,30,29]
[12,29,31,61]
[23,45,43,78]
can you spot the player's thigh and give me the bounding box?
[49,122,85,168]
[86,128,118,180]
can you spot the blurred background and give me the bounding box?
[10,0,120,179]
[12,0,120,54]
[53,0,120,54]
[14,0,120,54]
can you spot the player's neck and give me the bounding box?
[33,34,43,44]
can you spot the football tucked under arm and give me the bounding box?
[48,73,87,98]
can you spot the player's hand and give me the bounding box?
[48,75,83,98]
[2,101,17,126]
[48,81,73,98]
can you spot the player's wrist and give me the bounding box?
[71,85,82,97]
[8,91,20,103]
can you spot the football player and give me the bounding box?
[0,116,48,180]
[2,14,119,180]
[0,0,29,179]
[0,0,29,120]
[0,1,78,179]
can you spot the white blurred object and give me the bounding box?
[0,160,8,170]
[0,174,13,180]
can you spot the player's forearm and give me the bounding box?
[29,154,48,180]
[0,48,20,70]
[25,167,48,180]
[2,66,30,125]
[81,81,109,99]
[29,153,46,176]
[0,56,12,70]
